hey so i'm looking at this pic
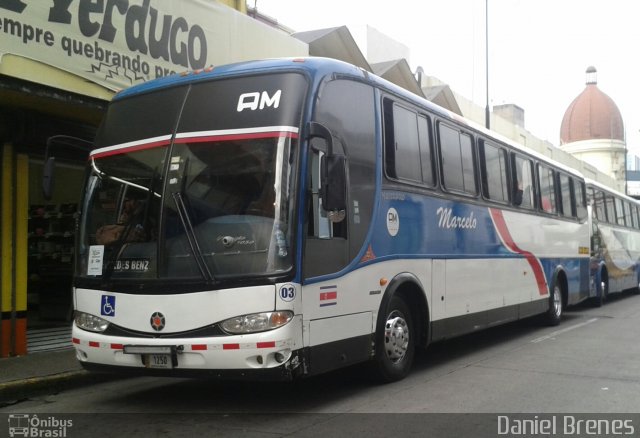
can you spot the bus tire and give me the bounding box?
[593,276,607,307]
[544,280,563,326]
[371,295,415,383]
[593,288,604,307]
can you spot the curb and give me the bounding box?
[0,371,120,405]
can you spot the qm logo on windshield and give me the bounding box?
[237,90,281,112]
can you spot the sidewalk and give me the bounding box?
[0,348,110,404]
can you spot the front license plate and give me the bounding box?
[144,354,173,369]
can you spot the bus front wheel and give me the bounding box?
[371,295,415,383]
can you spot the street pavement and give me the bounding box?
[0,348,114,404]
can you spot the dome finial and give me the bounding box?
[586,66,597,85]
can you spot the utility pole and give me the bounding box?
[485,0,490,130]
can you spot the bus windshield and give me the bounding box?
[77,134,295,284]
[75,72,306,287]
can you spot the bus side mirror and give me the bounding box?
[42,156,56,201]
[307,121,334,155]
[41,135,93,201]
[307,121,347,221]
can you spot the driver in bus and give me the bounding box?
[95,195,146,245]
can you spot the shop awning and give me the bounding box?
[293,26,371,71]
[0,55,109,125]
[371,59,424,98]
[422,84,463,116]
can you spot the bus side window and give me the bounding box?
[559,174,573,217]
[438,123,476,195]
[615,197,625,226]
[417,115,435,187]
[537,164,557,214]
[591,189,601,221]
[512,154,534,209]
[575,181,587,221]
[604,194,615,224]
[386,103,422,183]
[624,201,633,228]
[479,140,509,203]
[383,100,435,187]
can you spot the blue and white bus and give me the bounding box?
[69,57,591,382]
[587,179,640,306]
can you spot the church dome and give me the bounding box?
[560,67,624,144]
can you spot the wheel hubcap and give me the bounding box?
[384,312,409,363]
[553,285,562,316]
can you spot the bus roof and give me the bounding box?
[585,178,636,202]
[113,57,364,100]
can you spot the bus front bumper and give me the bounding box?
[71,317,306,381]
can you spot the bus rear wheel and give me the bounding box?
[544,282,563,326]
[371,295,415,383]
[593,278,607,307]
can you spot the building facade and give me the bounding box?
[0,0,306,357]
[560,67,626,189]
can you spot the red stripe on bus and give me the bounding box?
[91,139,172,159]
[72,338,80,344]
[110,344,123,350]
[91,131,298,160]
[489,208,548,296]
[180,131,298,144]
[89,341,100,348]
[191,344,207,351]
[223,343,240,350]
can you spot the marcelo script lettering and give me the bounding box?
[436,207,477,229]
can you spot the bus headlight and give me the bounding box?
[75,311,110,332]
[220,311,293,334]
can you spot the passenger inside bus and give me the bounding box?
[514,181,524,206]
[513,161,534,209]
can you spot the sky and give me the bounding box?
[255,0,639,153]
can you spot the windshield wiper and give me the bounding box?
[172,191,214,282]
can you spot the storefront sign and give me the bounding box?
[0,0,307,92]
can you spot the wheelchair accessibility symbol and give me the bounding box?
[101,295,116,317]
